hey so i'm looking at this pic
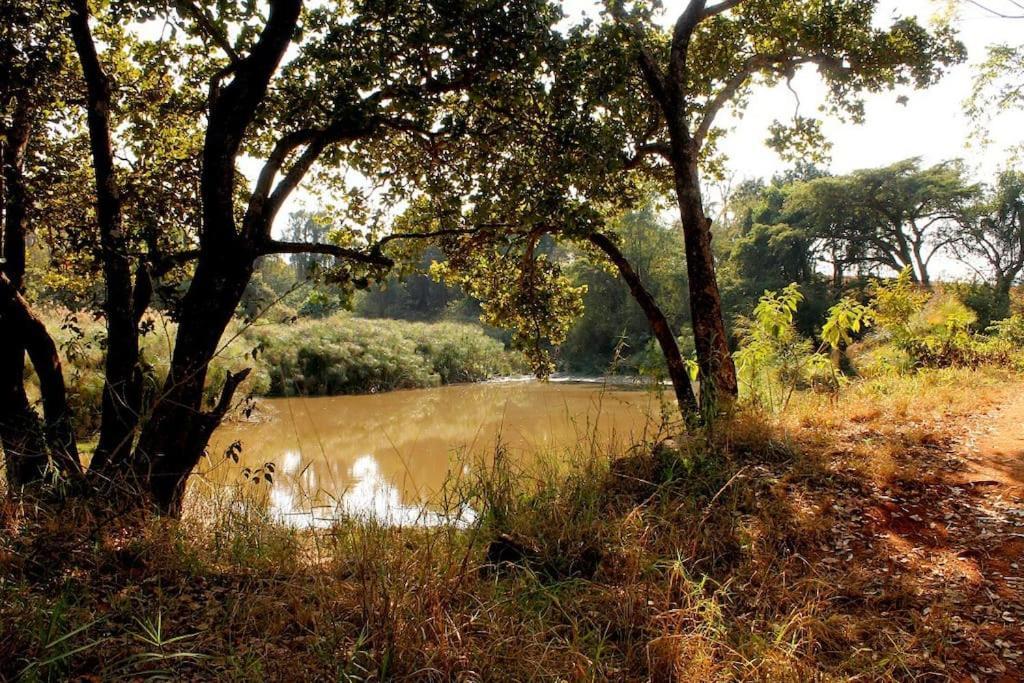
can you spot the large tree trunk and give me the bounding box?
[668,147,738,402]
[637,3,739,406]
[127,0,301,514]
[68,0,144,476]
[133,252,254,514]
[588,232,699,417]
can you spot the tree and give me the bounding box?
[965,3,1023,153]
[0,0,81,486]
[600,0,963,401]
[787,159,977,285]
[60,0,561,513]
[426,1,963,417]
[952,170,1024,317]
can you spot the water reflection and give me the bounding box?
[204,380,668,525]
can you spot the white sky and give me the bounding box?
[555,0,1023,180]
[708,0,1024,181]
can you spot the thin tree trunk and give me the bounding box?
[588,232,699,417]
[68,0,144,474]
[911,241,930,287]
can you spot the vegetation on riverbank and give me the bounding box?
[29,310,522,439]
[2,364,1022,680]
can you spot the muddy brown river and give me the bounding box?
[203,380,670,525]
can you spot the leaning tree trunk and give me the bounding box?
[132,251,254,514]
[588,232,699,417]
[0,273,82,481]
[0,103,47,486]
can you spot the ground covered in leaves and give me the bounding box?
[1,367,1022,681]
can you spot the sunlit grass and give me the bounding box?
[2,364,1022,680]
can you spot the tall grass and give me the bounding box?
[2,365,1021,680]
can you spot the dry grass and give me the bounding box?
[2,366,1023,681]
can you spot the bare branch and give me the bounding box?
[964,0,1024,18]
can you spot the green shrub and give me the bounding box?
[251,314,522,396]
[27,310,520,438]
[852,269,1023,373]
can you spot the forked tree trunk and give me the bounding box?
[588,232,699,417]
[126,0,302,514]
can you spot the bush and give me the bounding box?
[851,270,1024,374]
[250,314,523,396]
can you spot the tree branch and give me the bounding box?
[701,0,745,19]
[174,0,240,65]
[257,239,394,267]
[623,142,671,170]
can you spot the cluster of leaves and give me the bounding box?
[854,267,1024,373]
[736,282,872,410]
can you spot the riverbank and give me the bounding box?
[29,310,526,439]
[3,366,1022,680]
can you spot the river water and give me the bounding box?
[203,379,670,526]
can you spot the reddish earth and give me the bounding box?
[958,392,1024,492]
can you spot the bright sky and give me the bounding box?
[710,0,1024,181]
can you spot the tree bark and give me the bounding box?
[0,273,82,480]
[133,253,254,513]
[666,135,738,401]
[589,233,699,416]
[0,100,50,486]
[68,0,143,474]
[634,0,739,405]
[993,275,1013,321]
[131,0,303,514]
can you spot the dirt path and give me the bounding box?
[959,391,1024,491]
